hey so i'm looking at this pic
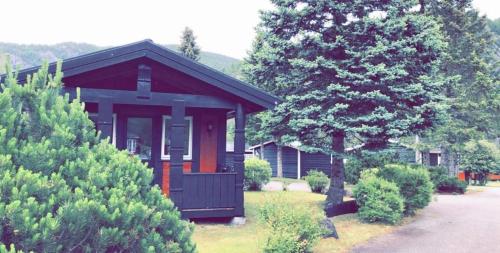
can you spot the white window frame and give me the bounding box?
[161,115,193,160]
[89,113,117,147]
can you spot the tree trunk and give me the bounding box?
[277,144,283,178]
[326,132,345,206]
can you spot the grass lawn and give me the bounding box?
[193,191,401,253]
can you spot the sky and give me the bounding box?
[0,0,498,59]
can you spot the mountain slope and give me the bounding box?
[0,42,243,77]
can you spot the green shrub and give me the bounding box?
[436,177,467,194]
[0,243,21,253]
[378,164,433,215]
[345,149,398,184]
[353,175,404,224]
[259,195,324,253]
[428,166,467,194]
[428,166,448,189]
[304,170,329,193]
[0,64,195,252]
[344,158,364,184]
[244,158,272,190]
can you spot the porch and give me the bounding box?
[68,86,247,219]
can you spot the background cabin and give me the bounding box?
[13,40,280,219]
[249,141,333,179]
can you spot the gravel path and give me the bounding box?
[352,187,500,253]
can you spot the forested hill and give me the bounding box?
[0,42,243,77]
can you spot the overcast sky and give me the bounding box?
[1,0,498,59]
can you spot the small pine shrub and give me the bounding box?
[378,164,433,215]
[259,195,324,253]
[436,177,467,194]
[244,158,272,190]
[0,63,195,252]
[353,175,404,224]
[304,170,329,193]
[0,243,20,253]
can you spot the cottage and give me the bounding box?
[13,40,280,219]
[249,141,332,179]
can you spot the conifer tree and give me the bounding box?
[247,0,446,206]
[179,27,201,61]
[0,63,195,252]
[418,0,500,175]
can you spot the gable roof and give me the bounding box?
[3,39,281,111]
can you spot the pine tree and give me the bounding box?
[179,27,201,61]
[0,63,195,252]
[248,0,446,206]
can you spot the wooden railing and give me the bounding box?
[182,173,237,210]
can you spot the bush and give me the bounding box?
[304,170,329,193]
[344,158,364,184]
[428,166,467,194]
[344,149,398,184]
[428,166,448,189]
[259,195,324,253]
[378,164,433,215]
[353,175,404,224]
[436,177,467,194]
[0,243,20,253]
[244,158,272,190]
[0,64,195,252]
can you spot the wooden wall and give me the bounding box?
[301,152,332,177]
[255,143,333,179]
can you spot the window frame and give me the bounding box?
[88,113,117,147]
[161,115,193,160]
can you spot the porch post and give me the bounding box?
[97,99,113,141]
[234,103,246,216]
[170,100,186,209]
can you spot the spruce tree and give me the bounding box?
[179,27,201,61]
[248,0,446,206]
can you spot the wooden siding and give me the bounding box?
[162,162,192,196]
[261,144,278,176]
[301,152,332,177]
[182,173,236,210]
[282,147,298,178]
[255,144,298,179]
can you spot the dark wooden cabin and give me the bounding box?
[12,40,280,219]
[249,141,333,179]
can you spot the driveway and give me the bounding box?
[352,187,500,253]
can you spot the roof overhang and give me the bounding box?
[2,39,281,113]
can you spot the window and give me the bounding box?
[161,116,193,160]
[126,117,152,160]
[88,113,117,147]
